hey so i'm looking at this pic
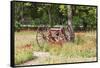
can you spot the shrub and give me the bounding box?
[15,21,21,32]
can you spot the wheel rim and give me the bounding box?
[36,27,48,50]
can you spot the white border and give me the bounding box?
[0,0,100,68]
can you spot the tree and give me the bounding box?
[67,5,75,41]
[14,2,97,31]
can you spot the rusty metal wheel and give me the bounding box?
[36,27,49,49]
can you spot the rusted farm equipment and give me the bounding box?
[36,25,71,49]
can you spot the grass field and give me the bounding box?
[15,30,97,65]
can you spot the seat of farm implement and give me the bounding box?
[48,28,64,37]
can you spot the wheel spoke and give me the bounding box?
[36,28,48,50]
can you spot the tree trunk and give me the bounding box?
[47,8,52,27]
[67,5,75,42]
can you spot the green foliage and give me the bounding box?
[14,2,97,31]
[73,16,80,29]
[40,12,49,25]
[15,21,21,31]
[33,18,41,26]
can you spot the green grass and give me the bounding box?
[15,44,34,65]
[15,50,33,65]
[15,30,96,65]
[15,31,36,65]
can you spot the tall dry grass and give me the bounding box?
[15,31,97,65]
[15,44,34,65]
[41,31,97,64]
